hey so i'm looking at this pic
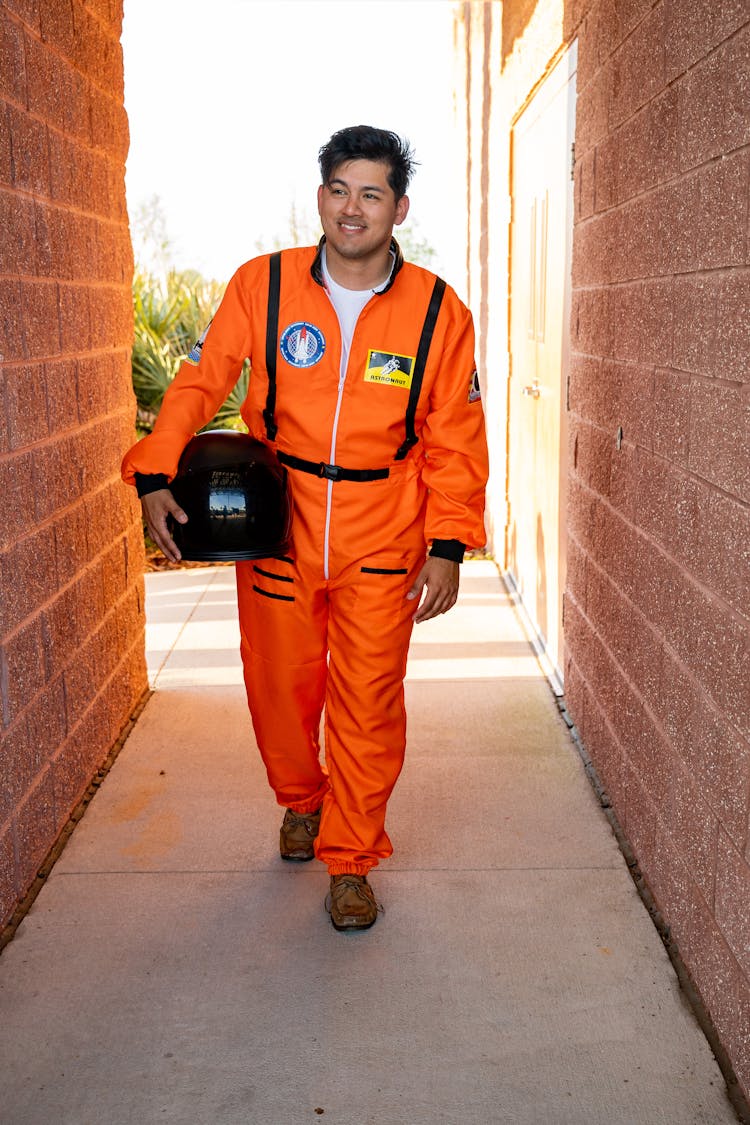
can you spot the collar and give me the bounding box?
[310,235,404,294]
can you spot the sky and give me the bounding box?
[121,0,467,289]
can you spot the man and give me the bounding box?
[121,126,488,932]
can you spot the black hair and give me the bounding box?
[318,125,417,200]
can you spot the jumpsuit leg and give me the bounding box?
[316,556,422,876]
[236,559,330,814]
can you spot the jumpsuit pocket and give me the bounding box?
[360,565,408,576]
[251,560,295,602]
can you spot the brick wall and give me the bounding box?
[564,0,750,1097]
[0,0,147,929]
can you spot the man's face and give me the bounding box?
[317,159,409,264]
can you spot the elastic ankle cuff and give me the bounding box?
[327,863,373,877]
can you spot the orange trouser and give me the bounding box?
[236,548,423,875]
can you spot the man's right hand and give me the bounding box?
[141,488,187,563]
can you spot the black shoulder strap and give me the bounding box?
[263,251,282,441]
[394,276,446,460]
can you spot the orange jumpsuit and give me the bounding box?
[122,240,488,875]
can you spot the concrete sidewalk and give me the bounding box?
[0,561,738,1124]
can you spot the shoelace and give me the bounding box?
[326,877,384,915]
[285,809,320,833]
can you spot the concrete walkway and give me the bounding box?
[0,562,738,1124]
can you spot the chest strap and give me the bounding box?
[262,251,282,441]
[394,275,446,460]
[277,451,389,483]
[263,253,446,459]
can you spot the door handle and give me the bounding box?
[522,380,541,399]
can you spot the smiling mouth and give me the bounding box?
[339,222,365,232]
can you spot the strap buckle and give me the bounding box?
[318,462,341,481]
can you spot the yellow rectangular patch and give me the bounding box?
[364,350,415,389]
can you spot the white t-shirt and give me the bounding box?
[321,247,394,377]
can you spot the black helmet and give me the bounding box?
[168,430,292,561]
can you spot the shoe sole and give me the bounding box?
[280,851,315,862]
[330,915,377,932]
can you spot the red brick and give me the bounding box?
[689,380,750,501]
[592,135,616,213]
[7,103,49,194]
[0,372,7,456]
[76,354,111,421]
[652,174,701,277]
[0,449,34,551]
[87,284,129,349]
[124,518,146,585]
[51,693,112,828]
[669,582,750,739]
[30,437,73,522]
[678,47,727,172]
[691,486,750,618]
[20,280,61,360]
[672,275,718,375]
[0,523,56,637]
[4,361,47,449]
[575,63,611,156]
[725,26,750,152]
[571,287,614,356]
[610,4,666,127]
[652,369,691,466]
[44,357,79,434]
[1,614,46,727]
[39,0,74,56]
[25,677,66,767]
[3,1,40,35]
[24,33,65,133]
[665,763,719,902]
[90,91,128,159]
[65,66,91,143]
[0,718,30,822]
[715,270,750,384]
[51,732,91,825]
[58,283,91,353]
[63,630,105,720]
[568,353,602,420]
[0,103,13,188]
[617,85,679,203]
[84,485,115,554]
[685,702,750,850]
[0,824,18,928]
[666,0,747,80]
[716,831,750,979]
[575,144,595,220]
[693,150,749,272]
[74,3,122,94]
[0,14,27,104]
[638,277,673,366]
[52,497,91,584]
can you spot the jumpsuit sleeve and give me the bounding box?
[121,267,254,487]
[420,300,489,551]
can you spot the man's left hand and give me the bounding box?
[406,556,460,623]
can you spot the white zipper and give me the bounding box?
[322,292,371,580]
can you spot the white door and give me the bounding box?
[507,44,577,689]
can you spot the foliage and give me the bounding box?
[131,268,248,436]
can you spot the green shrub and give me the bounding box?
[132,268,248,436]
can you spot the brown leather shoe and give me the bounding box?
[326,874,380,931]
[279,807,321,862]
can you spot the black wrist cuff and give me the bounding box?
[429,538,465,563]
[134,472,170,498]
